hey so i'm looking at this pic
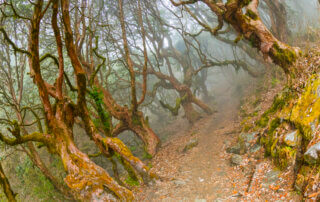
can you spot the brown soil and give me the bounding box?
[134,86,302,201]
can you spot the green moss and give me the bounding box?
[242,124,252,132]
[256,115,269,128]
[132,114,143,127]
[269,118,281,135]
[270,138,279,158]
[130,146,137,152]
[145,116,150,127]
[234,34,243,43]
[124,176,140,186]
[239,0,252,7]
[271,43,297,68]
[261,118,281,156]
[159,99,180,116]
[248,33,260,48]
[142,151,153,160]
[256,90,292,129]
[272,146,296,169]
[245,9,258,20]
[269,93,288,113]
[271,78,280,88]
[290,76,320,136]
[252,98,261,107]
[89,87,112,134]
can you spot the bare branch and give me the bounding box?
[0,27,31,56]
[169,0,198,6]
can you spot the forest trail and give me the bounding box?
[134,90,301,201]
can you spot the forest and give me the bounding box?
[0,0,319,201]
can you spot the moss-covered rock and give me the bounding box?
[289,75,320,139]
[183,138,199,153]
[253,47,320,197]
[278,146,296,169]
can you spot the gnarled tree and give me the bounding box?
[0,0,155,200]
[170,0,301,76]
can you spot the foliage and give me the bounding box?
[14,157,64,202]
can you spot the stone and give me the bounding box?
[227,142,248,154]
[239,132,258,143]
[249,144,261,153]
[284,130,299,147]
[231,154,243,165]
[183,138,198,152]
[226,143,241,154]
[217,171,226,176]
[276,188,285,193]
[304,142,320,164]
[262,170,281,187]
[310,121,317,133]
[195,199,206,202]
[172,180,186,186]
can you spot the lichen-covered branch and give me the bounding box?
[0,27,31,56]
[0,131,51,146]
[0,163,16,202]
[160,97,184,116]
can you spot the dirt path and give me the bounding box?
[134,93,300,201]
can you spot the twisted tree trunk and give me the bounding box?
[181,99,202,124]
[96,83,160,156]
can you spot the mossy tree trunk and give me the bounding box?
[179,90,212,124]
[181,99,202,124]
[0,163,16,202]
[52,117,133,201]
[88,82,161,156]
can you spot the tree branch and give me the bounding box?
[0,131,51,146]
[169,0,198,6]
[0,27,31,56]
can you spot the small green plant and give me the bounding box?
[130,146,137,152]
[142,151,153,160]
